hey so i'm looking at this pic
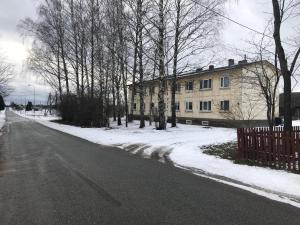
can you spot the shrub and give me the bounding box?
[26,102,33,111]
[58,94,102,127]
[59,94,77,123]
[0,95,5,110]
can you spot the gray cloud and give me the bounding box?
[0,0,299,104]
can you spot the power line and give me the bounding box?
[197,2,298,48]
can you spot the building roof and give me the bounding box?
[170,60,275,80]
[129,59,276,86]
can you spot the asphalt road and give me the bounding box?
[0,111,299,225]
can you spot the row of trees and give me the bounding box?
[0,53,13,97]
[20,0,226,128]
[21,0,300,131]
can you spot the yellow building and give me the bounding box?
[129,59,279,127]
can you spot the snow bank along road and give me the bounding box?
[16,110,300,204]
[0,111,299,225]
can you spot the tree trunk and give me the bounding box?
[272,0,292,132]
[129,24,139,122]
[57,44,62,99]
[112,51,117,122]
[157,0,166,130]
[171,0,181,128]
[70,0,80,96]
[90,0,95,98]
[137,0,145,129]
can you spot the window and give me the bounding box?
[185,81,193,91]
[200,101,212,111]
[176,83,181,92]
[149,86,155,94]
[220,76,229,88]
[200,79,212,90]
[133,103,137,110]
[220,100,230,111]
[175,102,180,111]
[185,101,193,111]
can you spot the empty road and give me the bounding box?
[0,111,299,225]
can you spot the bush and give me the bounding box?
[0,95,5,110]
[58,94,102,127]
[59,94,77,123]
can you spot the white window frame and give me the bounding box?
[200,79,212,90]
[185,81,193,91]
[220,76,230,88]
[185,101,193,112]
[200,101,212,112]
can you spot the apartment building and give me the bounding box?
[128,59,279,127]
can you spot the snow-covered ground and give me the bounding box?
[13,109,300,207]
[293,120,300,126]
[15,109,60,121]
[0,109,6,130]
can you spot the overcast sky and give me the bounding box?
[0,0,298,104]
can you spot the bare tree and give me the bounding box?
[157,0,168,130]
[272,0,300,131]
[0,54,13,97]
[169,0,225,127]
[242,32,281,129]
[215,94,260,127]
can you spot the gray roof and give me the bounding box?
[129,60,275,86]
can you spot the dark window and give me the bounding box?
[185,101,193,111]
[221,77,229,88]
[185,81,193,91]
[200,101,212,111]
[175,102,180,111]
[133,103,137,110]
[200,79,212,89]
[220,100,230,111]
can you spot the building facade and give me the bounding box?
[279,92,300,120]
[129,59,279,127]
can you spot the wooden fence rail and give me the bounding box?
[237,127,300,173]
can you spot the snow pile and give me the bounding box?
[0,110,6,129]
[14,110,60,121]
[14,111,300,205]
[293,120,300,126]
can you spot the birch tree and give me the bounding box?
[169,0,225,127]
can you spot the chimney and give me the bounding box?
[228,59,235,67]
[209,65,214,70]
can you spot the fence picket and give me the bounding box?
[237,127,300,173]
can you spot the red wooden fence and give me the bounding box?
[237,127,300,173]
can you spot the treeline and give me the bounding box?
[20,0,225,128]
